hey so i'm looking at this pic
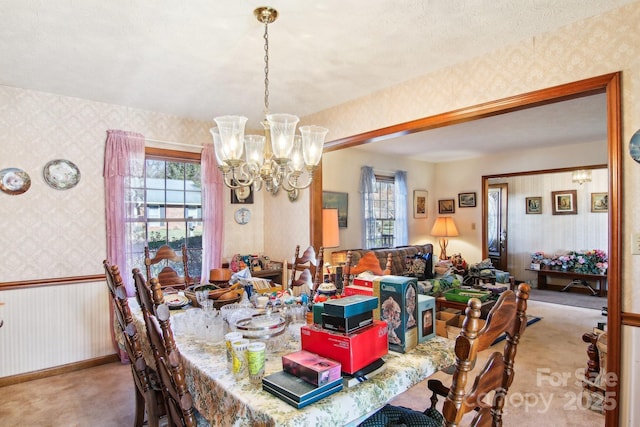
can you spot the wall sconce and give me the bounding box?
[431,217,459,261]
[572,169,592,185]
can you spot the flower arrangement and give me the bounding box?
[531,252,545,263]
[571,249,608,275]
[531,250,607,274]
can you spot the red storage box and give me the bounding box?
[300,320,388,375]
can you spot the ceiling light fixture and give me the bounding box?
[210,7,328,197]
[572,169,592,185]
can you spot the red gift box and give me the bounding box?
[282,350,342,386]
[300,320,388,374]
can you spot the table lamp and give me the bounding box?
[431,217,459,260]
[322,208,340,248]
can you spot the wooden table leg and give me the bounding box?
[537,271,547,290]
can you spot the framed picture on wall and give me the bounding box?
[525,197,542,214]
[323,191,348,228]
[413,190,428,218]
[438,199,455,214]
[458,192,476,208]
[551,190,577,215]
[591,192,608,212]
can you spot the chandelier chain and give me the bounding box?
[263,21,270,116]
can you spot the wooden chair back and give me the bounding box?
[104,261,164,427]
[289,245,324,296]
[440,283,530,426]
[132,268,198,427]
[342,251,392,289]
[144,244,192,290]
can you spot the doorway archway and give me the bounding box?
[312,72,621,426]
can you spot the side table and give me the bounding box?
[435,297,497,319]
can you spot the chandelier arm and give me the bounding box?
[284,173,313,191]
[222,166,255,189]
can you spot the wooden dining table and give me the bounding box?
[127,298,455,427]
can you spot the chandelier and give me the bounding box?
[572,169,592,185]
[210,7,328,196]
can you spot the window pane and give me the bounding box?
[127,157,203,279]
[146,159,165,182]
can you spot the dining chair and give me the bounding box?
[288,245,324,297]
[359,283,530,427]
[104,261,165,427]
[144,243,192,290]
[341,250,392,289]
[132,268,209,427]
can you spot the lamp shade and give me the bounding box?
[430,217,459,237]
[322,208,340,248]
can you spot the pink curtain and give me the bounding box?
[103,129,145,296]
[200,144,225,283]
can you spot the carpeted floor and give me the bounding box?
[528,287,606,311]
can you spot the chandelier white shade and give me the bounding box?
[210,7,328,195]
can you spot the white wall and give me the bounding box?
[495,168,608,284]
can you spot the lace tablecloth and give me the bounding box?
[127,298,455,427]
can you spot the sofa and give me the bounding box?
[331,244,434,277]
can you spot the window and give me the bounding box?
[365,174,395,248]
[125,152,203,278]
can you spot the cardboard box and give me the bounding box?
[342,285,374,297]
[417,294,436,343]
[353,276,380,287]
[300,321,388,374]
[436,311,458,338]
[447,314,486,339]
[281,350,342,386]
[323,295,378,317]
[373,275,419,353]
[312,302,324,325]
[322,310,373,334]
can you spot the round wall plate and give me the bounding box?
[630,129,640,163]
[234,207,251,225]
[0,167,31,195]
[43,159,80,190]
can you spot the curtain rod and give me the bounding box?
[145,137,207,149]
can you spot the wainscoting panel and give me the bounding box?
[0,280,112,378]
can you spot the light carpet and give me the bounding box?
[528,287,606,311]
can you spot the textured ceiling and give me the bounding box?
[0,0,627,160]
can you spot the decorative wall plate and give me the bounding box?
[0,167,31,195]
[234,207,251,224]
[630,129,640,164]
[43,159,80,190]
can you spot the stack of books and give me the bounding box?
[262,350,343,408]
